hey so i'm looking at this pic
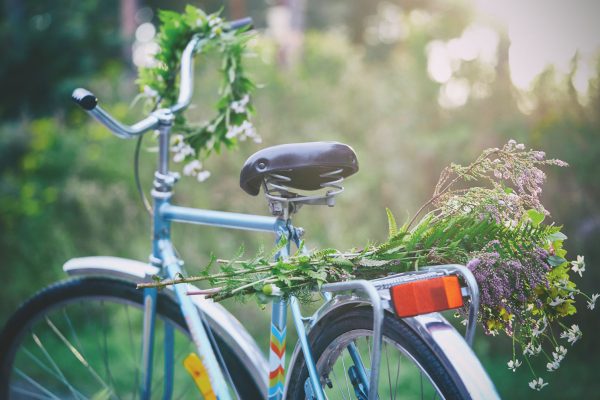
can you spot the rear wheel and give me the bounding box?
[0,277,262,399]
[286,306,466,399]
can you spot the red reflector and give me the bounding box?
[390,276,463,318]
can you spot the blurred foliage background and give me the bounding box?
[1,0,599,398]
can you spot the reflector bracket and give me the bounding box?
[390,275,464,318]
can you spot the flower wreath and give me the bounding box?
[137,6,258,182]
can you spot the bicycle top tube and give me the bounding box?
[71,17,253,139]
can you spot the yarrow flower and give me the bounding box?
[182,159,211,182]
[225,120,261,143]
[548,345,567,371]
[587,293,600,310]
[230,95,250,114]
[552,345,567,361]
[523,342,542,356]
[507,359,522,372]
[570,255,585,277]
[207,15,223,37]
[549,297,566,307]
[171,135,195,163]
[528,377,548,391]
[546,360,560,372]
[560,324,582,345]
[532,317,548,337]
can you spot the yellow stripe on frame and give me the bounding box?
[183,353,217,400]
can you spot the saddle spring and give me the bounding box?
[262,168,345,214]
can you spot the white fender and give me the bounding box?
[63,256,268,395]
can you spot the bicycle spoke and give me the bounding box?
[45,316,111,396]
[14,368,62,400]
[12,384,56,400]
[330,368,348,400]
[384,341,393,398]
[124,305,140,400]
[99,301,119,400]
[392,351,401,400]
[31,331,84,399]
[22,347,66,387]
[340,350,353,399]
[150,333,191,396]
[62,308,86,361]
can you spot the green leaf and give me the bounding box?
[526,209,545,227]
[548,255,567,267]
[330,258,354,270]
[386,208,398,239]
[547,232,568,241]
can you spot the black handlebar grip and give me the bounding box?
[227,17,253,31]
[72,88,98,111]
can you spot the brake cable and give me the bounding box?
[134,96,164,216]
[134,134,153,215]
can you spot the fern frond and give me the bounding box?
[386,208,398,238]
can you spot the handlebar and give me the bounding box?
[72,17,253,139]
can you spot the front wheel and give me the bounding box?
[286,305,468,399]
[0,277,263,399]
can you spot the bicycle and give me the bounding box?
[0,17,500,400]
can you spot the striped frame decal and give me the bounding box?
[268,299,287,400]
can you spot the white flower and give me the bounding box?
[570,255,585,277]
[523,342,542,356]
[173,146,195,163]
[587,293,600,310]
[549,297,566,307]
[171,134,184,151]
[225,120,261,143]
[546,360,560,372]
[171,135,195,163]
[516,143,525,150]
[508,139,517,147]
[182,159,210,183]
[196,170,211,182]
[230,95,250,114]
[183,160,202,176]
[560,324,582,345]
[507,359,522,372]
[528,377,548,391]
[532,317,547,337]
[553,345,567,360]
[208,15,223,27]
[208,15,223,37]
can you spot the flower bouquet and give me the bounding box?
[147,140,596,390]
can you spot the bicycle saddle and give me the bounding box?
[240,141,359,196]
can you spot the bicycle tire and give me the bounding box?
[286,305,466,399]
[0,277,262,399]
